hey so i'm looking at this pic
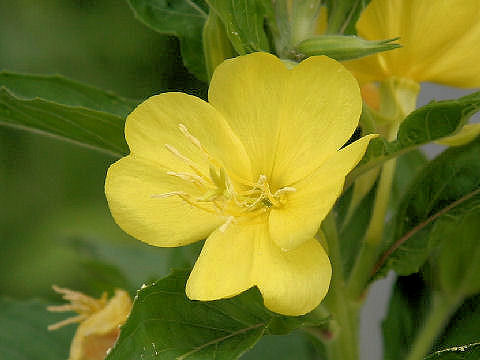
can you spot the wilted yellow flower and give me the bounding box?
[105,52,375,316]
[48,286,131,360]
[344,0,480,88]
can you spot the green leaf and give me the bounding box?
[0,298,74,360]
[207,0,270,55]
[338,183,376,277]
[378,138,480,276]
[383,277,480,360]
[240,331,317,359]
[434,210,480,297]
[107,270,327,360]
[324,0,371,35]
[436,294,480,352]
[203,11,235,80]
[127,0,209,81]
[382,274,431,360]
[0,88,128,156]
[390,149,427,209]
[0,72,137,117]
[348,91,480,185]
[0,73,137,156]
[296,35,400,61]
[425,343,480,360]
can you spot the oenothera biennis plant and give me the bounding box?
[105,52,375,316]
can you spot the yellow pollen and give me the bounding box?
[155,124,296,225]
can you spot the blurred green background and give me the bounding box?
[0,0,206,300]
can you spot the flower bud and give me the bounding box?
[296,35,400,61]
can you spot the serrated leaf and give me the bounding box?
[0,298,74,360]
[127,0,208,81]
[425,342,480,360]
[347,91,480,185]
[379,138,480,276]
[207,0,270,55]
[107,270,327,360]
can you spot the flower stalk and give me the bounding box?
[405,293,463,360]
[321,213,359,360]
[347,77,419,300]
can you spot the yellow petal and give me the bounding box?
[186,223,259,301]
[125,92,251,180]
[105,156,222,247]
[70,290,131,360]
[78,290,131,336]
[436,123,480,146]
[345,0,480,88]
[254,236,331,316]
[269,134,376,251]
[209,52,362,186]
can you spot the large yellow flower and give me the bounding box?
[105,52,374,316]
[345,0,480,88]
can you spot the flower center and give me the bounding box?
[154,124,296,232]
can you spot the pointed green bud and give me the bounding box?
[296,35,401,61]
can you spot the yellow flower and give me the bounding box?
[105,52,375,316]
[344,0,480,88]
[48,286,131,360]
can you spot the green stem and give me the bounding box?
[346,77,420,299]
[325,1,352,34]
[405,294,462,360]
[321,213,359,360]
[347,123,398,299]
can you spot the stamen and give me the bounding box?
[48,314,88,331]
[219,216,235,232]
[151,191,188,198]
[164,144,210,181]
[261,178,282,208]
[178,123,203,149]
[274,186,296,196]
[160,125,294,222]
[152,191,218,214]
[47,286,108,331]
[178,123,221,167]
[166,171,211,187]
